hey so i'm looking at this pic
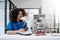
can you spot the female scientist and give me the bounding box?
[5,8,28,35]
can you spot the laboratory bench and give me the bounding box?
[0,33,60,40]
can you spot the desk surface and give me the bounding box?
[1,33,60,38]
[0,33,60,40]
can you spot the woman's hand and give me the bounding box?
[18,29,25,33]
[6,29,25,35]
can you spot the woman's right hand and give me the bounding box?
[6,29,25,35]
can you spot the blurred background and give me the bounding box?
[0,0,60,35]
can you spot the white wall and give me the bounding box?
[42,0,55,28]
[42,0,60,32]
[0,10,4,34]
[0,0,4,1]
[0,1,5,35]
[55,0,60,32]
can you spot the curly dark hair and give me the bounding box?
[9,8,27,23]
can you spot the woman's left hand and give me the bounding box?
[18,29,25,33]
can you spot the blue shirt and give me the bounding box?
[5,20,27,31]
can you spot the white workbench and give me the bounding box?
[0,33,60,40]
